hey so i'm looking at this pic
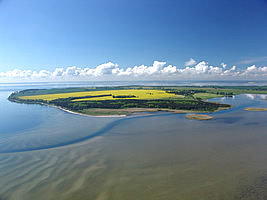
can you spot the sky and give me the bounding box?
[0,0,267,82]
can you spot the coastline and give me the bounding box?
[41,103,128,118]
[9,98,232,118]
[42,103,229,118]
[8,89,234,118]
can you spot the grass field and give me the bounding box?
[19,89,179,101]
[193,93,224,100]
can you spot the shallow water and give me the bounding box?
[0,82,267,200]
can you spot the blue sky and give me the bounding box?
[0,0,267,81]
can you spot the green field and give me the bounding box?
[193,93,224,100]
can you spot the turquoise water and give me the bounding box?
[0,82,267,200]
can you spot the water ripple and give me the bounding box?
[0,113,172,153]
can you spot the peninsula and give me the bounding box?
[8,85,267,117]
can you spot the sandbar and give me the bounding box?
[185,114,213,120]
[244,107,267,111]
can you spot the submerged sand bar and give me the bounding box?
[185,114,213,120]
[245,107,267,111]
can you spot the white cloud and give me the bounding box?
[52,68,64,77]
[1,61,267,81]
[1,69,32,78]
[194,61,209,73]
[0,69,50,79]
[129,61,167,76]
[221,63,227,69]
[162,65,177,75]
[185,58,197,66]
[241,65,267,76]
[222,65,237,76]
[62,66,81,76]
[177,61,220,77]
[93,62,118,76]
[31,70,51,79]
[231,66,236,71]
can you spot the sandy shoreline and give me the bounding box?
[44,104,192,118]
[45,104,224,118]
[41,103,127,118]
[44,104,203,118]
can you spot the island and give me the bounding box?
[8,85,267,117]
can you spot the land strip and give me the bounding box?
[8,85,267,117]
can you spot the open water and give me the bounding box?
[0,81,267,200]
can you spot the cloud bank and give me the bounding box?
[1,60,267,81]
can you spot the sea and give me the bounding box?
[0,80,267,200]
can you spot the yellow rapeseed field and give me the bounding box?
[19,89,179,101]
